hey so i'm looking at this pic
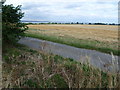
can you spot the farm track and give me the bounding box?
[18,37,119,73]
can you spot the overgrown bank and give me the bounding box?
[3,44,120,88]
[25,33,119,56]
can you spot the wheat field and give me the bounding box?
[27,24,118,43]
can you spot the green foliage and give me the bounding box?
[23,79,39,88]
[101,71,109,87]
[3,46,20,63]
[46,74,68,88]
[2,4,28,44]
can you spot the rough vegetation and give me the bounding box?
[2,44,120,88]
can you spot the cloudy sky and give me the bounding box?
[5,0,119,23]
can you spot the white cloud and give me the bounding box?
[5,0,119,3]
[4,0,119,23]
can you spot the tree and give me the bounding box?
[76,22,79,24]
[2,4,28,44]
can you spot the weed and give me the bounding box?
[23,79,39,88]
[25,33,119,55]
[3,44,120,88]
[46,74,68,88]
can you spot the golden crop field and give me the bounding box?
[27,24,118,43]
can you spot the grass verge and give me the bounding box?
[25,33,119,56]
[2,44,120,88]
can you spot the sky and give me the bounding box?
[5,0,119,23]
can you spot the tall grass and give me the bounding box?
[25,33,119,56]
[2,45,120,88]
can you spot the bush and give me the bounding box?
[2,4,28,44]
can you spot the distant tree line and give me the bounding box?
[26,22,118,25]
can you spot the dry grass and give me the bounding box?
[2,45,120,88]
[27,25,118,43]
[26,24,119,55]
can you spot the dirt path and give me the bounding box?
[18,37,119,73]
